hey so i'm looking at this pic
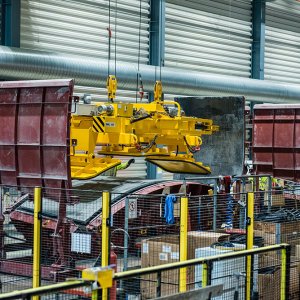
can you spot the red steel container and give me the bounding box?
[253,104,300,182]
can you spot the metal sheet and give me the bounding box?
[0,79,73,189]
[253,104,300,182]
[145,157,211,175]
[176,97,245,177]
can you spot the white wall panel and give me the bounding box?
[20,0,150,102]
[265,0,300,84]
[165,0,252,77]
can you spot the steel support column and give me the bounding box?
[0,0,20,47]
[149,0,165,69]
[147,0,165,179]
[251,0,265,80]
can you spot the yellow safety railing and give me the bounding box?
[0,280,91,300]
[114,243,291,299]
[2,188,291,300]
[0,244,290,300]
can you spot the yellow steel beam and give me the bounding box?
[179,196,188,292]
[0,280,89,300]
[102,191,111,300]
[246,192,254,300]
[33,187,42,300]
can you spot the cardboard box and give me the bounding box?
[254,226,300,256]
[258,255,281,300]
[263,191,285,207]
[140,237,180,299]
[140,232,229,299]
[254,221,300,235]
[258,254,300,299]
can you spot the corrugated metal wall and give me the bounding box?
[265,0,300,85]
[164,0,253,77]
[20,0,150,179]
[20,0,150,102]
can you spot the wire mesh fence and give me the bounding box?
[253,183,300,300]
[114,245,289,300]
[0,177,299,299]
[0,185,35,293]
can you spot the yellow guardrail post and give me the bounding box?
[246,192,254,300]
[33,187,42,300]
[281,247,287,300]
[281,245,291,300]
[102,191,111,300]
[202,262,209,287]
[179,196,188,292]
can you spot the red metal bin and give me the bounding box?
[252,104,300,182]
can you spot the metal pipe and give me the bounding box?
[1,46,300,103]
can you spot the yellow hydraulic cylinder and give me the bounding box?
[102,191,111,300]
[106,75,117,102]
[33,187,42,300]
[179,196,188,292]
[154,80,163,102]
[246,192,254,300]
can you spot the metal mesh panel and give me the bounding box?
[0,180,297,299]
[252,179,300,299]
[0,185,35,292]
[114,247,284,300]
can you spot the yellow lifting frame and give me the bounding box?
[33,187,42,300]
[106,75,117,102]
[179,196,188,292]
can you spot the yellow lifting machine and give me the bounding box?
[70,78,219,179]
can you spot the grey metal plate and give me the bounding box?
[153,284,223,300]
[176,97,245,177]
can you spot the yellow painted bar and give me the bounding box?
[91,290,98,300]
[202,263,208,287]
[179,196,188,292]
[280,248,287,300]
[33,187,42,300]
[114,244,289,280]
[102,191,110,300]
[0,280,89,300]
[246,192,254,300]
